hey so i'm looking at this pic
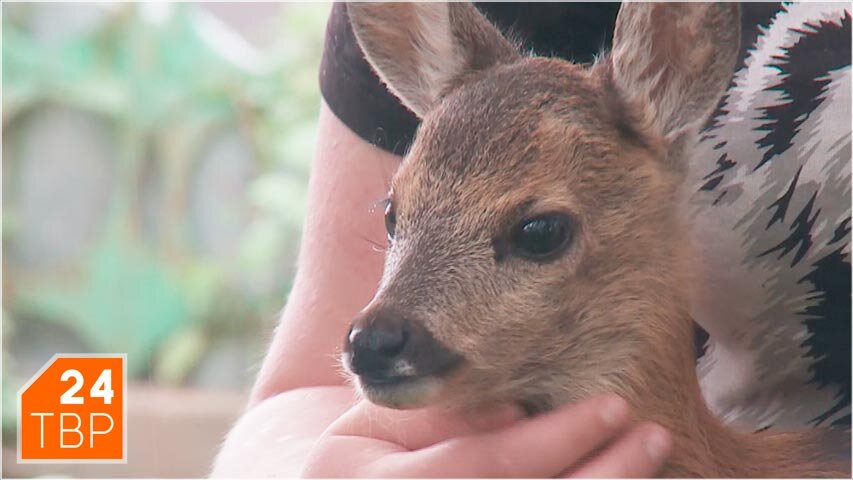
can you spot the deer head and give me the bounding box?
[342,2,740,412]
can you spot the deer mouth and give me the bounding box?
[357,374,445,409]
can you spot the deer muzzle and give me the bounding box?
[343,308,462,408]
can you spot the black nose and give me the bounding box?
[346,314,409,380]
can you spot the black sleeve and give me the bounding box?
[318,2,622,157]
[318,3,420,156]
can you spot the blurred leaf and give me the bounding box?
[14,235,192,375]
[153,326,208,385]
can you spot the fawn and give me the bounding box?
[341,2,851,477]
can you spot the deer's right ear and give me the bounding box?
[348,2,519,118]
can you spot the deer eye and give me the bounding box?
[384,201,396,240]
[511,214,573,261]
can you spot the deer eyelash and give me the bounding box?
[370,196,392,215]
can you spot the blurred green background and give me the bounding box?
[2,3,330,476]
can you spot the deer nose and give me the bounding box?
[345,309,462,384]
[346,314,409,380]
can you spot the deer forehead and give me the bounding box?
[416,59,621,162]
[392,62,665,226]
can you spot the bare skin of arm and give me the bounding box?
[249,102,398,403]
[213,102,399,476]
[211,102,671,478]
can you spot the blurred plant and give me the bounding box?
[2,3,329,435]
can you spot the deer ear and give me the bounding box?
[348,2,519,118]
[610,3,740,140]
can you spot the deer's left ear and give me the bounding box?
[348,3,520,118]
[610,3,740,141]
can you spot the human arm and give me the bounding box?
[249,101,399,402]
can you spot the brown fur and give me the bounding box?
[347,3,851,477]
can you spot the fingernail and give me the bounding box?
[599,396,629,427]
[644,427,672,462]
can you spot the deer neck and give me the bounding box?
[623,298,841,478]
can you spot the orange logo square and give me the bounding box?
[18,354,127,463]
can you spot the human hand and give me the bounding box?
[302,394,671,478]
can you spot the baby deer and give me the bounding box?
[341,2,850,477]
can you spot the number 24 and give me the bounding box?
[59,369,114,405]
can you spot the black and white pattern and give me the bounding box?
[689,3,851,432]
